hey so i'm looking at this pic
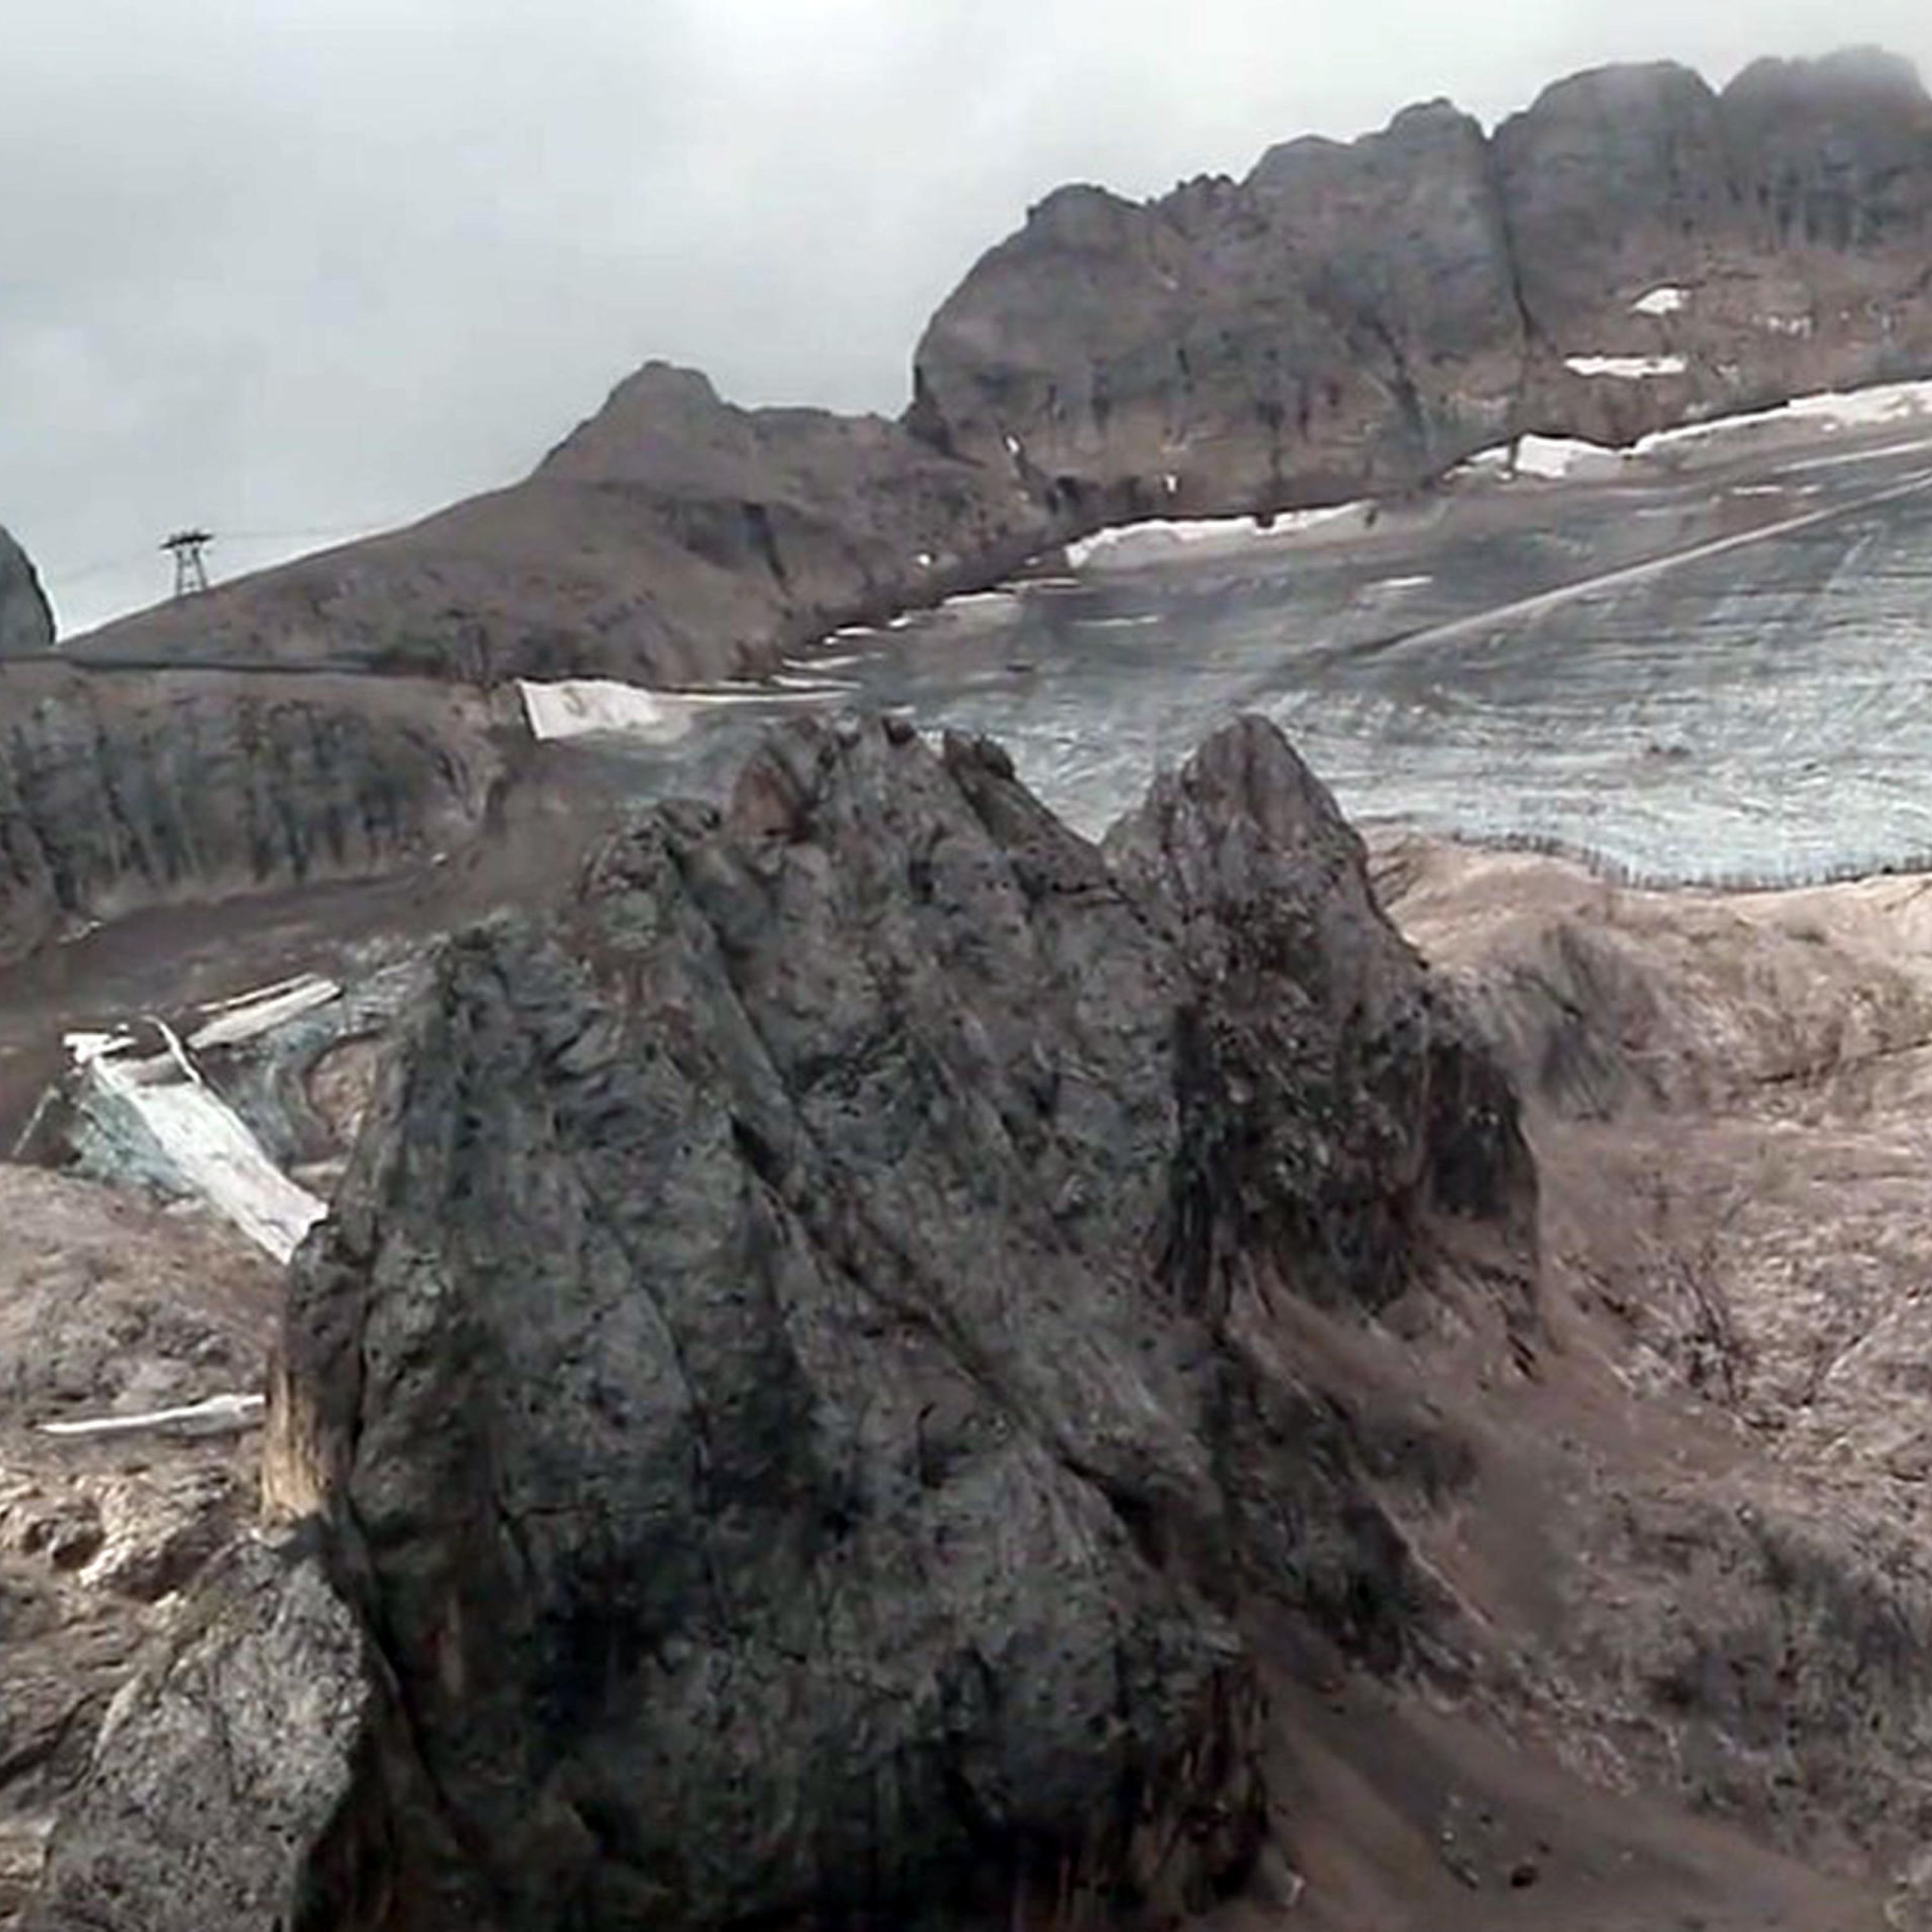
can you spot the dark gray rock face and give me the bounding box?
[916,48,1932,513]
[0,664,507,967]
[19,1540,376,1932]
[0,531,53,659]
[28,716,1534,1931]
[910,102,1526,520]
[1499,49,1932,440]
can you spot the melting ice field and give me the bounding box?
[519,380,1932,888]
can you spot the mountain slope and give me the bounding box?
[48,48,1932,691]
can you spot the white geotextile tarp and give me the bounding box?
[77,1039,327,1265]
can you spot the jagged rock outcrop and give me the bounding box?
[915,46,1932,515]
[62,366,1054,686]
[0,664,509,967]
[907,102,1530,521]
[26,715,1535,1931]
[0,533,53,659]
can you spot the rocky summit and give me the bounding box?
[916,48,1932,519]
[6,52,1927,971]
[14,43,1932,1932]
[23,715,1536,1931]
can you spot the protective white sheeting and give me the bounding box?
[40,1393,265,1439]
[518,677,842,744]
[1066,501,1369,571]
[189,974,341,1052]
[519,678,689,743]
[63,1030,135,1066]
[1565,354,1689,379]
[1631,286,1689,316]
[86,1053,325,1264]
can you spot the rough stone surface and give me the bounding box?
[32,716,1535,1931]
[916,48,1932,513]
[0,1166,281,1925]
[1376,838,1932,1918]
[909,102,1526,521]
[0,534,53,659]
[19,1540,375,1932]
[0,663,509,967]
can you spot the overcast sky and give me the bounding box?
[6,0,1929,635]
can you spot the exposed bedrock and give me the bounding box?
[914,46,1932,518]
[26,714,1535,1930]
[0,664,507,967]
[63,365,1056,687]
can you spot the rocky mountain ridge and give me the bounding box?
[44,46,1932,694]
[27,716,1932,1928]
[915,47,1932,520]
[0,663,510,969]
[5,48,1929,967]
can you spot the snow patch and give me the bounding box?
[940,588,1021,614]
[1513,436,1622,481]
[1632,286,1689,317]
[1067,502,1369,571]
[1565,354,1689,380]
[1636,378,1932,455]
